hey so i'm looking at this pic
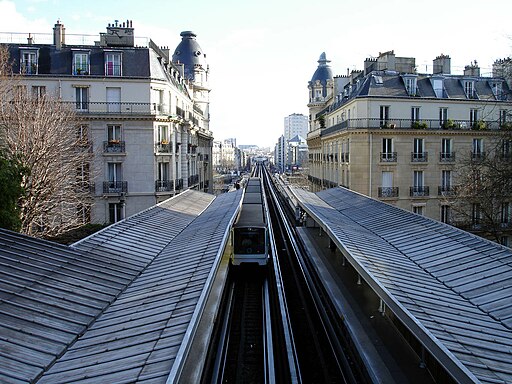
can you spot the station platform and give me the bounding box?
[0,189,242,383]
[290,185,512,384]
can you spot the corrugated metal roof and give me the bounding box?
[292,186,512,384]
[0,190,242,383]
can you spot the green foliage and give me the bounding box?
[411,120,428,129]
[0,153,27,231]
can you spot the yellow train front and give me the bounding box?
[231,177,269,266]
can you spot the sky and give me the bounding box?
[0,0,511,148]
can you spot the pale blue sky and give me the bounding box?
[1,0,511,147]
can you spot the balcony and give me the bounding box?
[319,118,503,136]
[410,186,429,197]
[175,178,184,190]
[411,152,428,162]
[155,142,172,154]
[188,174,199,186]
[155,180,174,192]
[438,186,456,197]
[471,152,486,161]
[380,152,397,162]
[103,181,128,194]
[440,152,455,162]
[64,101,179,116]
[103,141,125,153]
[378,187,399,198]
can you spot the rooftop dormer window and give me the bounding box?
[105,51,122,76]
[431,77,444,98]
[491,81,503,99]
[73,51,90,75]
[464,80,475,99]
[403,75,418,96]
[20,49,38,75]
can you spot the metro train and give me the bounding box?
[230,176,269,266]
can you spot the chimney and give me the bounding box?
[27,33,33,45]
[53,20,65,50]
[464,60,480,77]
[433,54,451,74]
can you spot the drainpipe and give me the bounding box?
[369,132,373,197]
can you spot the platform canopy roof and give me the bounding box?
[293,186,512,384]
[0,189,242,383]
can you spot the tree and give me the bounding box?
[0,153,26,231]
[447,129,512,243]
[0,45,93,238]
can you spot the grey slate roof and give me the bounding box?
[0,189,242,383]
[292,186,512,384]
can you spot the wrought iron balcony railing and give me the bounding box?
[103,141,125,153]
[410,186,429,197]
[380,152,397,162]
[438,186,456,196]
[103,181,128,194]
[440,152,456,162]
[411,152,428,162]
[155,180,174,192]
[378,187,399,198]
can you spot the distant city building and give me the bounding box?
[3,20,213,224]
[274,135,286,172]
[213,139,243,172]
[307,50,512,243]
[284,113,308,141]
[287,135,308,170]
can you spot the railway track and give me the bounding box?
[204,163,364,383]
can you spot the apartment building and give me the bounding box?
[4,20,213,224]
[307,50,512,241]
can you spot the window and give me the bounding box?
[441,138,453,161]
[158,162,169,181]
[411,107,420,122]
[77,124,89,143]
[502,139,511,160]
[31,86,46,99]
[380,106,389,127]
[73,52,89,75]
[413,138,424,160]
[106,87,121,113]
[412,205,424,215]
[158,125,169,143]
[439,108,448,127]
[502,202,511,225]
[75,87,89,111]
[404,76,417,95]
[440,205,450,224]
[464,80,475,98]
[470,109,478,126]
[108,162,122,183]
[500,236,509,247]
[432,78,444,98]
[413,171,424,188]
[472,203,481,225]
[472,138,484,159]
[107,125,122,142]
[105,52,122,76]
[109,203,123,223]
[499,110,508,126]
[381,138,395,161]
[20,50,38,74]
[441,170,452,193]
[492,82,503,99]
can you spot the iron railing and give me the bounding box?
[380,152,397,162]
[440,152,456,162]
[378,187,399,198]
[320,118,505,136]
[411,152,428,162]
[103,181,128,194]
[155,180,174,192]
[410,186,429,197]
[103,141,125,153]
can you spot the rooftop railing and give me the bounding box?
[320,118,505,136]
